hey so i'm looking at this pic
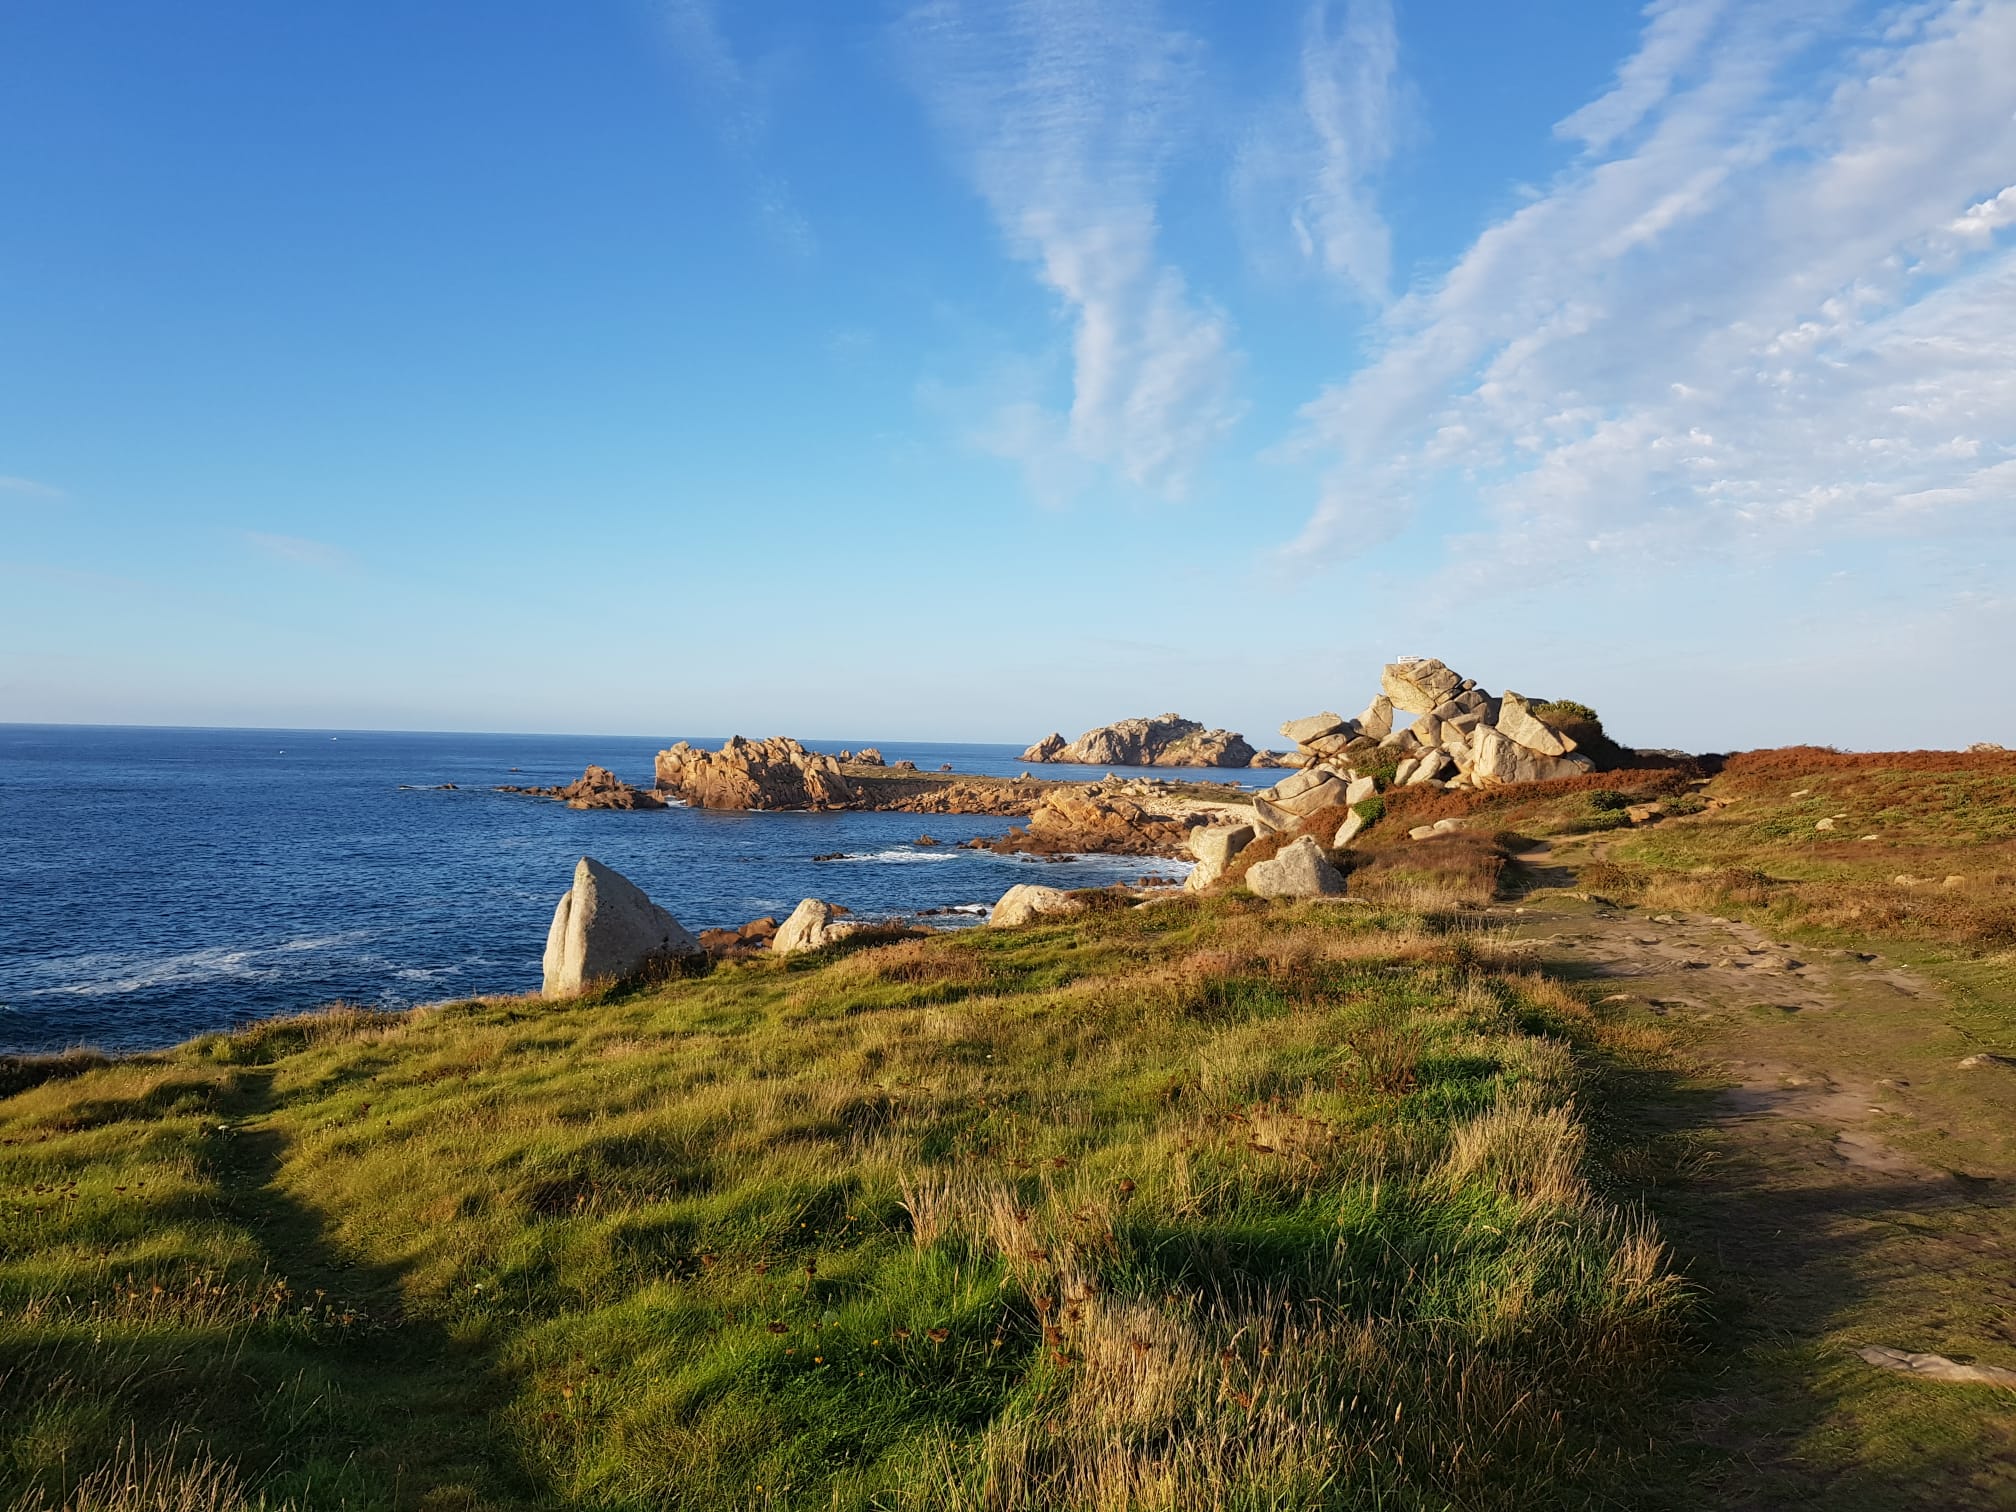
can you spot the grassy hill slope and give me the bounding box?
[1,897,1680,1511]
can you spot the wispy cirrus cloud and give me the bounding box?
[1283,0,2016,573]
[1233,0,1402,303]
[901,0,1241,501]
[0,475,65,500]
[660,0,813,258]
[243,531,355,570]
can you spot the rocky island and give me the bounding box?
[1020,713,1288,768]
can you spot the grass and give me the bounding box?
[1,897,1685,1511]
[1590,750,2016,957]
[1475,749,2016,1507]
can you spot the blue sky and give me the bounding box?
[3,0,2012,751]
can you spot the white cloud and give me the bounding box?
[1285,0,2016,573]
[243,532,354,570]
[1233,0,1401,303]
[902,0,1241,500]
[0,475,64,500]
[1554,0,1730,151]
[660,0,814,258]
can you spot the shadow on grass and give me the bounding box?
[180,1070,550,1510]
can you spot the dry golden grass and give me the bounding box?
[6,1436,287,1512]
[1,897,1686,1511]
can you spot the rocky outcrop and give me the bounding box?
[771,898,862,956]
[541,857,699,996]
[1015,784,1206,856]
[989,884,1087,928]
[500,765,666,810]
[1257,658,1599,828]
[1021,733,1068,763]
[867,777,1045,817]
[655,737,856,811]
[1184,823,1255,891]
[1243,837,1347,899]
[1021,715,1257,769]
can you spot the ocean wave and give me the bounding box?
[23,931,378,999]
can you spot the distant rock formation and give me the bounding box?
[501,765,665,810]
[1021,714,1257,768]
[654,737,856,810]
[541,857,699,996]
[1256,657,1606,837]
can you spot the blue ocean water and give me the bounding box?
[0,726,1254,1054]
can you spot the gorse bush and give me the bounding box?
[1532,699,1599,726]
[1352,794,1387,825]
[1586,790,1630,813]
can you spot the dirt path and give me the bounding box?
[1492,845,2016,1508]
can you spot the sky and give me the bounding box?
[3,0,2013,752]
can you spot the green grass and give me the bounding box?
[0,898,1683,1511]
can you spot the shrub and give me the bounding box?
[1532,699,1600,726]
[1361,751,1403,790]
[1587,790,1630,812]
[1353,794,1387,825]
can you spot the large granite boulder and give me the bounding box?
[989,883,1087,928]
[1020,733,1068,763]
[1380,657,1465,715]
[1250,795,1295,835]
[1183,823,1256,891]
[1276,769,1352,816]
[541,857,700,996]
[1333,808,1369,848]
[1243,837,1347,899]
[771,898,863,956]
[1468,725,1593,786]
[1355,695,1395,742]
[1495,692,1577,757]
[1280,712,1350,745]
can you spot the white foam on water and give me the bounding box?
[25,931,377,998]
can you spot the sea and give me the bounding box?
[0,726,1263,1056]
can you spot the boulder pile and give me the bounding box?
[654,736,856,811]
[1021,715,1270,769]
[1257,658,1598,838]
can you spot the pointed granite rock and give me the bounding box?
[542,857,700,997]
